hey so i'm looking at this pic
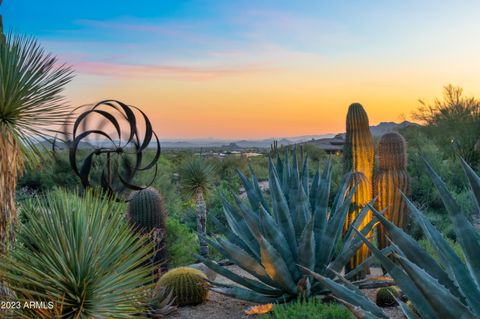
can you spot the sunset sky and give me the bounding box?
[4,1,480,139]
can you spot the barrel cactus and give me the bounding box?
[156,267,209,306]
[374,132,410,249]
[128,187,168,272]
[343,103,374,272]
[375,286,401,307]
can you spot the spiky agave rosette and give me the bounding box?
[197,151,381,305]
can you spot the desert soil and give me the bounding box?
[167,265,405,319]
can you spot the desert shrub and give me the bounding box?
[166,217,198,267]
[1,189,153,318]
[264,299,354,319]
[418,238,464,262]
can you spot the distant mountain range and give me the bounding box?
[40,121,417,150]
[161,121,417,149]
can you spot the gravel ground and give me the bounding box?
[166,266,405,319]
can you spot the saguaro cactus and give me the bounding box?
[374,132,410,249]
[343,103,374,272]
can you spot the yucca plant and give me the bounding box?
[0,29,73,254]
[0,189,154,318]
[198,151,381,305]
[308,158,480,319]
[179,157,215,258]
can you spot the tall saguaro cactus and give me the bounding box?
[343,103,375,272]
[374,132,410,249]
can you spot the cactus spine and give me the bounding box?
[157,267,209,306]
[374,132,410,250]
[128,187,168,273]
[343,103,374,272]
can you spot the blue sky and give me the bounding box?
[3,1,480,139]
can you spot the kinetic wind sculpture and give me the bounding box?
[57,100,160,200]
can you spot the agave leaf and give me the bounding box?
[313,159,332,231]
[343,199,377,242]
[394,254,476,319]
[333,297,381,319]
[237,169,262,212]
[249,165,270,212]
[298,216,315,271]
[207,237,277,288]
[258,205,300,280]
[301,156,309,198]
[222,197,260,260]
[300,267,388,319]
[259,236,298,295]
[196,255,283,296]
[460,158,480,212]
[309,167,321,210]
[395,299,419,319]
[369,204,460,297]
[329,218,378,273]
[405,193,480,315]
[268,158,297,260]
[424,159,480,289]
[354,229,439,319]
[211,286,290,303]
[316,182,358,269]
[233,194,261,238]
[344,246,395,280]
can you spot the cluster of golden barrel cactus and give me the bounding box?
[343,103,410,272]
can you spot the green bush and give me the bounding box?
[166,217,198,266]
[418,238,464,262]
[264,299,354,319]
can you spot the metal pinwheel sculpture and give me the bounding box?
[65,100,160,198]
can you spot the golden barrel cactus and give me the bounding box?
[157,267,209,306]
[374,132,410,249]
[343,103,375,272]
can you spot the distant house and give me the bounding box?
[299,134,345,154]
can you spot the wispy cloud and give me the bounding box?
[72,60,279,80]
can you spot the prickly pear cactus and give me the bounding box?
[343,103,375,272]
[374,132,410,249]
[156,267,209,306]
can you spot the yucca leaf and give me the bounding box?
[395,254,476,319]
[301,267,388,319]
[405,193,480,315]
[424,159,480,289]
[354,229,439,319]
[259,236,298,295]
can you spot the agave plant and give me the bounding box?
[0,189,154,318]
[308,158,480,319]
[198,151,380,304]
